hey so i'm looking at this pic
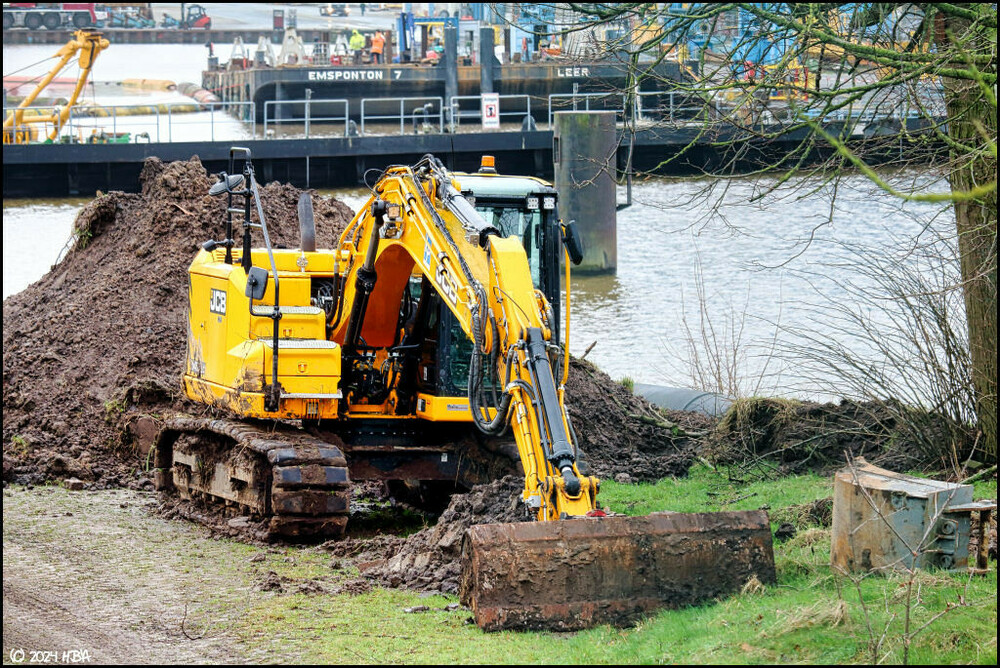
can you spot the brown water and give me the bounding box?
[2,174,955,399]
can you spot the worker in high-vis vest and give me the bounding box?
[350,29,365,65]
[370,31,386,64]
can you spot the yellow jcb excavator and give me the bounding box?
[154,148,775,630]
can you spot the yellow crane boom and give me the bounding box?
[3,30,109,144]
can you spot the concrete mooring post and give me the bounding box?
[554,111,617,273]
[443,25,458,123]
[479,26,497,94]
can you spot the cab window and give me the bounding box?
[475,205,543,286]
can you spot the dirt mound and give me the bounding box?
[705,397,970,477]
[3,156,354,486]
[567,358,701,483]
[357,475,528,593]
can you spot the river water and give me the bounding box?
[3,173,957,401]
[4,41,959,399]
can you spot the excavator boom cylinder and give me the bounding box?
[460,510,776,631]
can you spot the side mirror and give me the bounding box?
[245,266,269,300]
[209,172,245,197]
[561,221,584,266]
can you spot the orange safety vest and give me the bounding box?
[371,33,385,55]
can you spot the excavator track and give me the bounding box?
[153,415,351,540]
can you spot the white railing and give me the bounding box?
[263,98,350,138]
[448,94,533,129]
[547,92,627,127]
[360,96,444,135]
[4,93,936,145]
[3,105,61,143]
[60,101,257,143]
[635,90,715,124]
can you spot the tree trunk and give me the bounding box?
[942,9,998,462]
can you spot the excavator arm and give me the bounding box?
[332,155,598,520]
[335,156,775,632]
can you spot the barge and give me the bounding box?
[203,55,688,124]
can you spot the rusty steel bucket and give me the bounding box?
[459,510,776,631]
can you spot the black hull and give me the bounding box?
[203,61,687,123]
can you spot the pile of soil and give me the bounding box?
[705,397,970,476]
[3,156,354,486]
[357,475,528,594]
[566,358,704,483]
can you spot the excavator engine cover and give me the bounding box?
[459,510,776,631]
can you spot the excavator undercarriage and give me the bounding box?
[155,416,352,538]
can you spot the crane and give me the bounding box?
[3,30,109,144]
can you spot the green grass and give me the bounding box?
[235,466,997,664]
[5,470,994,664]
[597,464,834,517]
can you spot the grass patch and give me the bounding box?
[8,434,31,456]
[972,475,998,500]
[234,465,995,663]
[597,463,833,518]
[5,468,995,665]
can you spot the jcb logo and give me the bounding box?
[435,264,458,305]
[210,289,227,315]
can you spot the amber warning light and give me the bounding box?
[478,155,497,173]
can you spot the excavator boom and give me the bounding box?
[335,156,776,629]
[332,156,597,521]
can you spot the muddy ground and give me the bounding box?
[3,486,250,664]
[356,476,529,594]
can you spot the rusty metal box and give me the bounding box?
[831,458,994,573]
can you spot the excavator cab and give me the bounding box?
[416,162,564,406]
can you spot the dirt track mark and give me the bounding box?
[2,487,264,665]
[3,576,149,664]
